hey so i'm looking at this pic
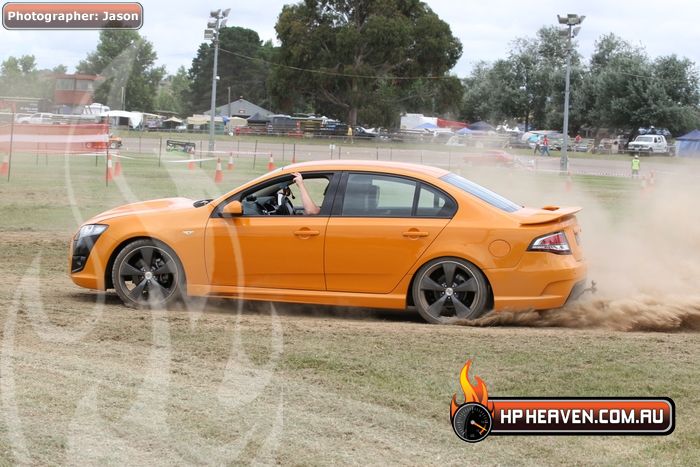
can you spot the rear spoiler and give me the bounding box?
[513,206,582,225]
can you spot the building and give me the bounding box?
[53,74,101,114]
[203,97,273,119]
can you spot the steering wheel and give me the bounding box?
[275,196,295,215]
[255,199,276,215]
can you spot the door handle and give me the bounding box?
[294,229,320,237]
[402,230,429,238]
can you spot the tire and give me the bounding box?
[109,141,118,149]
[112,239,185,309]
[412,257,489,324]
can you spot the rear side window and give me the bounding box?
[339,173,456,218]
[342,173,416,217]
[416,184,456,217]
[441,173,520,212]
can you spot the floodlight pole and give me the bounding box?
[558,14,584,174]
[561,27,572,173]
[206,8,229,154]
[208,37,220,153]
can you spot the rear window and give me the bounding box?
[441,173,521,212]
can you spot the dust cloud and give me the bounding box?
[456,162,700,332]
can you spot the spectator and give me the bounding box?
[631,155,640,178]
[541,135,550,156]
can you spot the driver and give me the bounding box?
[292,172,321,215]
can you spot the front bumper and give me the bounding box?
[69,231,113,290]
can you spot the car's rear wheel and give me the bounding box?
[412,257,489,324]
[112,239,184,308]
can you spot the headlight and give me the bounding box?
[75,224,108,240]
[71,224,108,273]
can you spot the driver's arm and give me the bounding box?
[292,172,321,215]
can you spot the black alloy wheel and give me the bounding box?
[112,239,184,308]
[412,258,489,324]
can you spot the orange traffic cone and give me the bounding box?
[114,156,122,177]
[187,160,195,170]
[267,153,275,171]
[214,157,224,183]
[0,155,8,176]
[227,153,234,170]
[106,154,114,182]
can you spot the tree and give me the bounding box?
[460,26,582,131]
[0,55,39,97]
[270,0,462,126]
[581,34,700,135]
[155,66,190,116]
[187,27,272,115]
[0,55,64,105]
[77,30,165,112]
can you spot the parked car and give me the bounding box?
[17,112,54,124]
[69,160,587,324]
[109,134,122,149]
[627,135,670,155]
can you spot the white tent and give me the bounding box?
[103,110,143,129]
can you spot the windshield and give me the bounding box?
[635,136,654,142]
[441,173,521,212]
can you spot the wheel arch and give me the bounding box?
[104,236,185,289]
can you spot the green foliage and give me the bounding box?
[270,0,463,126]
[77,30,165,113]
[186,27,272,115]
[583,34,700,134]
[460,28,700,136]
[155,66,190,116]
[0,55,65,107]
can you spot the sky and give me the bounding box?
[1,0,698,78]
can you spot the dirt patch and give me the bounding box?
[459,296,700,332]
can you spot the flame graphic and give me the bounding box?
[450,360,495,418]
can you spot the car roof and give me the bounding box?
[279,159,450,179]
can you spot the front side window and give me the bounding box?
[238,174,331,216]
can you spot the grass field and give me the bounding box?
[0,147,698,465]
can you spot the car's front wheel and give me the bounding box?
[412,257,489,324]
[112,239,184,308]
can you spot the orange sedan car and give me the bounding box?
[69,160,587,323]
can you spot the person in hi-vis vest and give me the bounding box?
[631,155,640,178]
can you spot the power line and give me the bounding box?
[217,47,457,81]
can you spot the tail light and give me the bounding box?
[528,231,571,254]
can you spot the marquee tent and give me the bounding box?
[676,129,700,157]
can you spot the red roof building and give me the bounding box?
[53,74,101,114]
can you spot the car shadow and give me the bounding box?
[66,291,426,324]
[183,298,426,324]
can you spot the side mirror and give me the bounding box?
[221,200,243,217]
